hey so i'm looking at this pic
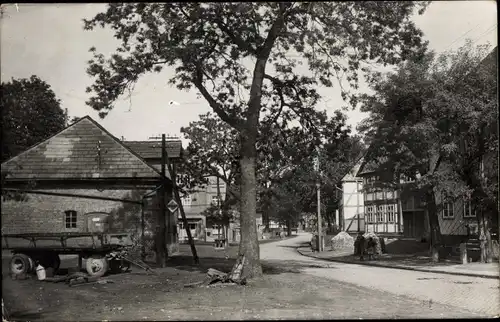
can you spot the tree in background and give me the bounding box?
[358,41,497,262]
[84,2,429,278]
[1,75,68,163]
[178,112,241,203]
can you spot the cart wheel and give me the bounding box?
[10,254,32,276]
[85,255,109,277]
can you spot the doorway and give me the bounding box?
[403,211,425,238]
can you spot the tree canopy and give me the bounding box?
[84,2,430,277]
[1,75,68,163]
[358,41,498,261]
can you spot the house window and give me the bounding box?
[207,231,211,237]
[211,195,221,205]
[375,190,384,200]
[442,201,454,219]
[387,204,396,223]
[181,194,192,206]
[366,192,374,201]
[210,177,220,187]
[376,205,385,222]
[401,174,416,183]
[386,191,394,199]
[65,210,77,228]
[188,223,196,230]
[366,206,375,223]
[463,199,475,218]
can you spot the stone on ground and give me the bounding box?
[330,232,354,251]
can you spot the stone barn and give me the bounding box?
[1,116,179,259]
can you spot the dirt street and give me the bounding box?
[2,234,492,320]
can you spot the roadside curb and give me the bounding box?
[296,247,499,280]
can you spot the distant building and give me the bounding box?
[339,158,364,233]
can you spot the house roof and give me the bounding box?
[124,140,183,160]
[342,157,364,182]
[1,116,170,181]
[356,155,388,176]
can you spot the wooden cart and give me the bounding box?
[2,232,134,278]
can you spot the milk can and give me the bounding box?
[36,264,46,281]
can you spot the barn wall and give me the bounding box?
[1,189,133,235]
[1,188,179,254]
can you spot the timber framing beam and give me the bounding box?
[2,188,143,205]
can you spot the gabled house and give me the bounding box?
[1,116,178,256]
[355,46,498,250]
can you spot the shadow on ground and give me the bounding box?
[7,310,49,321]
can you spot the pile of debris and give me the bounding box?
[184,256,247,288]
[44,272,114,287]
[330,232,355,251]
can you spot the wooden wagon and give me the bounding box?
[2,232,133,278]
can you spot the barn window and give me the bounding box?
[65,210,77,228]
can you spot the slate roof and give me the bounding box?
[342,158,364,182]
[1,116,169,181]
[124,140,183,160]
[357,156,386,176]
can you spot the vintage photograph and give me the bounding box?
[1,2,498,320]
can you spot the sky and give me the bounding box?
[0,2,497,145]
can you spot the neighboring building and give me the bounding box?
[355,46,498,244]
[339,158,364,233]
[1,116,178,255]
[124,139,183,249]
[356,160,407,237]
[177,175,227,242]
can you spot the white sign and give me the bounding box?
[167,199,179,213]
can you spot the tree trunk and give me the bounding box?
[426,188,443,263]
[235,134,262,279]
[286,219,292,237]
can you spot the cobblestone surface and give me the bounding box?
[261,233,500,317]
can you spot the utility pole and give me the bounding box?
[150,134,199,264]
[157,134,168,267]
[315,148,323,252]
[216,176,225,246]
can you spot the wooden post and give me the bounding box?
[156,134,168,267]
[141,201,145,261]
[164,144,199,264]
[460,243,467,265]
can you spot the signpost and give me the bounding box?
[167,199,178,213]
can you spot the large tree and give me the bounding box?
[84,2,429,278]
[1,75,69,162]
[358,41,497,262]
